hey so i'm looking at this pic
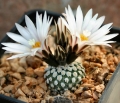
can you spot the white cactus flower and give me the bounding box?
[61,5,118,49]
[2,11,52,59]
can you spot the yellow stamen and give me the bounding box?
[80,34,88,41]
[32,42,41,48]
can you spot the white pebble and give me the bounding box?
[66,72,71,77]
[61,83,65,87]
[57,75,62,81]
[61,70,65,75]
[72,78,76,83]
[65,78,69,83]
[73,72,77,77]
[53,72,57,78]
[54,80,58,85]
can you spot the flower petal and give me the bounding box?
[7,32,30,47]
[90,42,112,47]
[15,23,32,40]
[36,12,42,41]
[82,9,92,30]
[89,23,112,39]
[65,5,76,35]
[76,5,83,34]
[7,53,31,59]
[31,48,40,56]
[2,47,24,53]
[2,43,30,52]
[91,16,105,33]
[89,29,109,41]
[61,17,70,30]
[25,15,38,41]
[85,13,98,31]
[95,34,118,42]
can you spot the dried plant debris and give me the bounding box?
[0,44,120,103]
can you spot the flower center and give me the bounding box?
[32,42,41,48]
[28,39,41,48]
[80,34,88,41]
[80,30,91,41]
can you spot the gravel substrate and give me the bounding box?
[0,44,120,103]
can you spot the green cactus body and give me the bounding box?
[44,62,85,94]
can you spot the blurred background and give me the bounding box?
[0,0,120,40]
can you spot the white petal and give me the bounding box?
[7,32,30,47]
[91,16,105,33]
[61,17,70,30]
[15,23,32,40]
[85,13,98,31]
[102,41,116,43]
[90,42,112,47]
[82,9,92,30]
[96,34,118,42]
[48,17,53,27]
[76,5,83,34]
[65,5,76,35]
[41,11,47,37]
[100,23,113,30]
[43,11,47,27]
[4,51,12,54]
[2,43,30,52]
[68,5,76,28]
[7,53,31,59]
[36,12,42,41]
[2,47,24,53]
[31,48,40,56]
[71,35,79,47]
[25,15,38,41]
[43,12,52,40]
[77,41,90,51]
[89,29,109,41]
[89,23,112,39]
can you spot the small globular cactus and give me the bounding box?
[44,62,85,94]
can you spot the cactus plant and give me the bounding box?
[2,5,118,96]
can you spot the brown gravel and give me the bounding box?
[0,44,120,103]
